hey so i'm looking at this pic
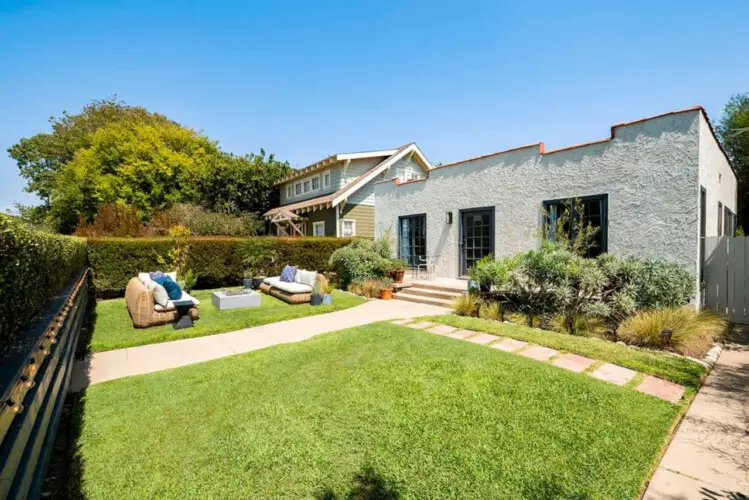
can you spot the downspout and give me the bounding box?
[335,204,340,237]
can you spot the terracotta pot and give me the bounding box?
[390,269,405,284]
[380,288,393,300]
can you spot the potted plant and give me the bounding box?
[322,284,333,305]
[310,281,323,306]
[389,258,408,284]
[379,278,394,300]
[242,269,253,289]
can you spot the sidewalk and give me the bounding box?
[644,337,749,499]
[71,299,448,391]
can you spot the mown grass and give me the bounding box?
[426,314,706,394]
[77,323,679,499]
[90,289,365,352]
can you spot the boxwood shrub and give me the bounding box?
[0,214,87,347]
[87,237,355,297]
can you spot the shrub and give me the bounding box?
[452,295,480,316]
[479,301,501,321]
[87,236,354,297]
[630,258,695,309]
[328,239,391,287]
[619,307,726,357]
[149,204,262,237]
[73,203,144,237]
[0,214,87,347]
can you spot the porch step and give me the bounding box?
[393,292,455,308]
[406,282,468,294]
[402,287,464,300]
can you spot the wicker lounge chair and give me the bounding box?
[259,273,328,304]
[125,277,200,328]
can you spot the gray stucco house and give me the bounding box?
[374,106,736,304]
[264,143,431,238]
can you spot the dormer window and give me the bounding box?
[295,182,302,195]
[286,185,293,198]
[312,176,320,191]
[303,180,311,193]
[323,171,331,188]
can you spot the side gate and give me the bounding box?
[704,235,749,324]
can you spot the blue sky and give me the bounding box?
[1,0,748,210]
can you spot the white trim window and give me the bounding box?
[342,219,356,237]
[313,221,325,236]
[311,175,320,191]
[303,180,311,193]
[322,170,331,188]
[286,184,293,199]
[295,182,302,196]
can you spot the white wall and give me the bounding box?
[699,114,737,235]
[376,110,704,285]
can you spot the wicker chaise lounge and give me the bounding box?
[260,273,327,304]
[125,277,200,328]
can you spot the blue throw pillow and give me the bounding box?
[280,265,297,283]
[154,275,182,300]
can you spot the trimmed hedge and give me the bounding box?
[0,214,87,347]
[87,237,356,297]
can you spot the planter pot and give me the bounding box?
[242,278,253,289]
[390,270,405,284]
[310,294,323,306]
[380,288,393,300]
[322,294,333,305]
[252,277,265,290]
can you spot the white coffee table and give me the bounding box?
[211,290,261,310]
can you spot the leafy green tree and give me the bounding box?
[716,93,749,230]
[8,98,291,233]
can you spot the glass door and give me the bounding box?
[399,214,426,267]
[460,208,494,276]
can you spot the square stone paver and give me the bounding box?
[591,363,637,386]
[407,321,436,330]
[391,318,414,325]
[448,329,478,339]
[426,324,457,335]
[553,353,596,373]
[468,333,501,345]
[637,375,685,403]
[520,345,559,361]
[490,338,527,352]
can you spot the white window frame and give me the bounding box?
[286,184,293,199]
[295,182,302,195]
[311,175,320,191]
[322,170,331,188]
[313,221,325,236]
[342,219,356,237]
[303,180,311,193]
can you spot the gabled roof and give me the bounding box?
[265,143,433,218]
[274,148,399,186]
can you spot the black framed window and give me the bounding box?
[399,214,426,267]
[718,202,723,236]
[543,194,608,258]
[725,206,736,237]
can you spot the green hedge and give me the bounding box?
[0,214,87,347]
[87,237,356,297]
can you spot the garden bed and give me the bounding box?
[72,323,679,498]
[89,289,365,352]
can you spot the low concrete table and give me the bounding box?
[211,290,261,311]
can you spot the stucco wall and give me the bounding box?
[375,110,703,284]
[699,114,737,235]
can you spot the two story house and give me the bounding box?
[264,143,432,238]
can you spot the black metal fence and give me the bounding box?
[0,268,90,499]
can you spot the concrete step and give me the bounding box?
[407,282,468,294]
[404,287,464,300]
[393,292,454,308]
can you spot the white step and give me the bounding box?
[393,292,454,308]
[404,287,464,300]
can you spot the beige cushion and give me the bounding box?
[150,282,170,307]
[153,291,200,311]
[293,270,304,284]
[265,277,312,294]
[297,270,317,287]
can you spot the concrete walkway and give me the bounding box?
[644,344,749,499]
[70,299,448,391]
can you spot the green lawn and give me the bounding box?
[425,315,706,395]
[90,289,365,352]
[76,323,680,499]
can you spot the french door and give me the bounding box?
[460,208,494,276]
[399,214,426,267]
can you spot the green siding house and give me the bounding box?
[264,143,432,238]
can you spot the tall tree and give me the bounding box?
[8,98,291,233]
[716,93,749,230]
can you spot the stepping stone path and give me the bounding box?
[393,319,687,404]
[520,345,558,361]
